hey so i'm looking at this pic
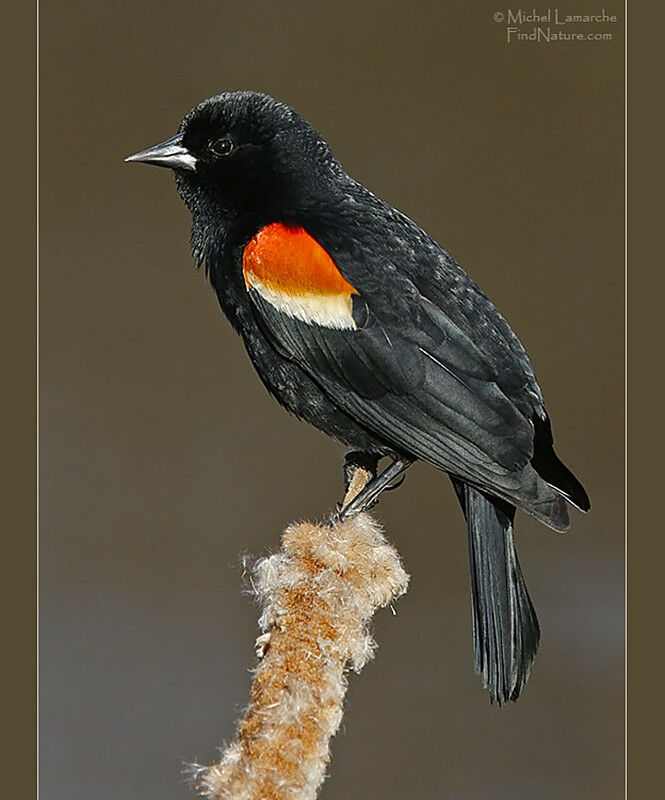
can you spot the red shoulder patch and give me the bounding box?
[242,223,357,298]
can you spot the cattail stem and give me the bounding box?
[194,467,409,800]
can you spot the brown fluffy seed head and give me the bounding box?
[196,512,409,800]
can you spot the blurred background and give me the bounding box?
[40,2,624,798]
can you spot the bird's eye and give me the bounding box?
[210,137,234,157]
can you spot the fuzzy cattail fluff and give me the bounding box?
[195,510,409,800]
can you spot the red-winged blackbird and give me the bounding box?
[126,91,589,704]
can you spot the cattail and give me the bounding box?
[194,469,409,800]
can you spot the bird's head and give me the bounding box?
[126,91,344,225]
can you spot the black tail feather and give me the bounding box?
[452,479,540,704]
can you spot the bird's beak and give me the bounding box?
[124,132,197,171]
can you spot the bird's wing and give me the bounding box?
[305,202,546,420]
[242,223,537,494]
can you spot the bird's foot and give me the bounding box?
[329,454,414,525]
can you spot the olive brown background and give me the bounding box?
[40,2,624,798]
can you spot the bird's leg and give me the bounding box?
[343,450,379,499]
[336,455,414,522]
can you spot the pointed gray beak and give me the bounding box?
[124,133,197,171]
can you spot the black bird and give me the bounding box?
[126,91,589,704]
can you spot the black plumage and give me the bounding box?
[126,91,590,704]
